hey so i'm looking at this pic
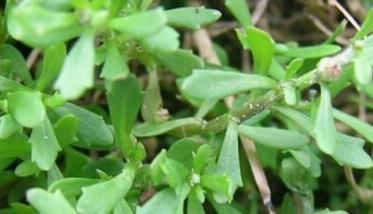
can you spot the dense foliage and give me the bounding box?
[1,0,373,213]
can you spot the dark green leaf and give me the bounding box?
[0,133,30,159]
[53,114,79,148]
[0,75,29,92]
[313,85,337,154]
[155,49,204,77]
[166,7,221,30]
[107,75,142,154]
[285,58,304,79]
[225,0,252,27]
[55,32,95,100]
[0,114,21,139]
[27,189,76,214]
[77,167,135,214]
[29,118,61,170]
[0,44,32,84]
[238,125,309,149]
[36,43,66,92]
[110,9,167,38]
[168,138,200,169]
[7,91,46,128]
[180,69,277,101]
[7,3,81,48]
[55,103,114,147]
[283,44,341,58]
[280,157,314,194]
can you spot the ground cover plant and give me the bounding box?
[1,0,373,213]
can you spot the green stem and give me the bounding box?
[169,48,353,136]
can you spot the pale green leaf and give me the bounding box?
[225,0,252,27]
[180,69,277,101]
[166,7,221,30]
[313,85,337,154]
[29,118,61,170]
[7,91,46,128]
[333,109,373,143]
[55,32,95,100]
[238,125,309,149]
[27,189,76,214]
[110,8,167,38]
[283,44,341,58]
[77,168,135,214]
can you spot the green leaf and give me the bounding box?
[55,32,95,100]
[143,26,179,52]
[283,44,341,58]
[314,208,348,214]
[201,174,232,203]
[282,83,297,106]
[354,8,373,40]
[150,151,189,188]
[53,114,79,148]
[333,109,373,143]
[0,114,21,139]
[238,125,309,149]
[114,200,133,214]
[107,75,142,154]
[110,8,167,38]
[289,147,321,177]
[313,85,337,154]
[332,134,373,169]
[100,41,129,81]
[193,144,214,174]
[155,49,204,77]
[166,7,221,30]
[36,43,66,92]
[285,58,304,79]
[168,138,200,169]
[27,189,76,214]
[187,190,205,214]
[48,178,99,199]
[280,157,314,194]
[29,118,61,171]
[353,56,372,85]
[0,44,32,85]
[136,188,179,214]
[0,75,30,92]
[180,69,277,101]
[215,121,242,200]
[141,70,162,122]
[271,106,313,133]
[10,203,37,214]
[77,167,135,214]
[15,160,40,177]
[7,91,46,128]
[133,118,202,137]
[55,103,114,148]
[225,0,252,27]
[7,3,81,48]
[0,133,30,159]
[245,27,275,74]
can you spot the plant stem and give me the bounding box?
[170,47,355,137]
